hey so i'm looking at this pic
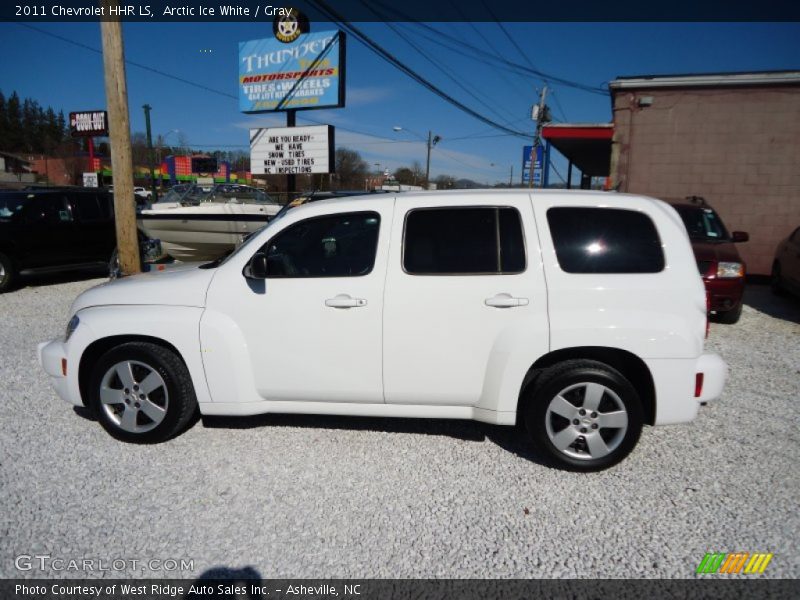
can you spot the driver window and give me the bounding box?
[261,212,380,278]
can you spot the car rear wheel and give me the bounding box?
[771,262,785,295]
[0,252,17,293]
[88,342,197,443]
[523,360,643,471]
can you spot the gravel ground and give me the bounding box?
[1,274,798,580]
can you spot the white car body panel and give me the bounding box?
[382,193,549,411]
[37,190,727,434]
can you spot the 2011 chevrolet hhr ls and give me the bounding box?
[38,190,727,471]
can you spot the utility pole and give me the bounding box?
[142,104,158,203]
[424,130,441,189]
[100,4,140,275]
[509,164,513,187]
[528,85,548,189]
[286,109,296,199]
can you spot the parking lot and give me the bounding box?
[1,275,798,579]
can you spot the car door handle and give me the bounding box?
[485,293,529,308]
[325,294,367,309]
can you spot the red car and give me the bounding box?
[668,198,749,324]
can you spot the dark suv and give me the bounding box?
[0,188,150,292]
[667,197,749,324]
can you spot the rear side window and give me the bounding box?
[71,194,111,222]
[403,207,526,275]
[546,207,664,274]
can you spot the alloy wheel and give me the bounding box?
[545,382,629,460]
[99,360,169,433]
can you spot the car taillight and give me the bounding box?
[705,291,710,339]
[695,373,704,398]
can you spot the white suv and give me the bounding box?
[38,190,726,470]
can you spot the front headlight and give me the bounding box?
[65,315,80,342]
[717,262,744,278]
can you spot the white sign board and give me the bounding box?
[82,172,99,188]
[250,125,334,175]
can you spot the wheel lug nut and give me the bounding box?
[124,388,130,394]
[579,409,586,416]
[580,427,587,433]
[572,419,579,425]
[591,412,598,418]
[591,424,598,429]
[139,394,145,400]
[133,385,139,391]
[134,402,140,408]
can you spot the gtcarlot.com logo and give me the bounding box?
[15,554,194,573]
[696,552,774,574]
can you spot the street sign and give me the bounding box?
[522,145,544,185]
[238,30,346,113]
[70,111,108,137]
[82,172,99,188]
[250,125,334,175]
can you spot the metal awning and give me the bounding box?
[542,123,613,177]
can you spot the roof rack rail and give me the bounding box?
[686,195,708,206]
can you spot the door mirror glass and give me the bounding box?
[245,252,268,279]
[731,231,749,243]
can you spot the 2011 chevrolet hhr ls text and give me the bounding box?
[38,190,727,471]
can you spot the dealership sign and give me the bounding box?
[238,30,345,113]
[250,125,334,175]
[69,111,108,137]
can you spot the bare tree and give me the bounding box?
[335,147,369,189]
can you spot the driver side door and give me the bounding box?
[202,204,391,405]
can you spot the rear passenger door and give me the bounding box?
[21,194,79,268]
[382,195,549,407]
[69,193,116,263]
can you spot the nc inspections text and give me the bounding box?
[15,4,294,17]
[16,583,361,597]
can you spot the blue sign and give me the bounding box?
[522,145,544,185]
[238,30,345,113]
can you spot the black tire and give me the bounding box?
[523,360,643,472]
[0,251,17,293]
[771,262,785,296]
[88,342,197,443]
[714,301,743,324]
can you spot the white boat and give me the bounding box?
[138,184,281,261]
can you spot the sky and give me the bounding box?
[0,21,798,184]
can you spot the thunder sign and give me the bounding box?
[238,30,346,113]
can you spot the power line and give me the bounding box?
[368,1,607,96]
[20,22,537,153]
[306,0,531,139]
[363,6,524,128]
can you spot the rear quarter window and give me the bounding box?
[546,207,664,274]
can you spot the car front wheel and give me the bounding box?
[524,360,643,471]
[88,342,197,443]
[0,252,17,293]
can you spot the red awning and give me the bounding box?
[542,124,613,176]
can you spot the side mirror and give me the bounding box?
[245,252,268,279]
[731,231,749,243]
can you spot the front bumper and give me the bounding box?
[704,277,745,312]
[37,339,78,406]
[696,352,727,403]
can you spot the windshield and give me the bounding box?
[674,206,730,241]
[199,216,282,269]
[155,184,277,206]
[0,193,27,218]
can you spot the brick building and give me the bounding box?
[608,71,800,275]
